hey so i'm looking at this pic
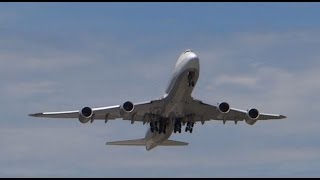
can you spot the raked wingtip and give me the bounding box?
[280,115,287,119]
[28,113,42,117]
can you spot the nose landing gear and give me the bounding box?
[188,71,195,87]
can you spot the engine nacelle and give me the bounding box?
[245,108,259,125]
[217,102,230,114]
[120,101,134,114]
[79,106,93,123]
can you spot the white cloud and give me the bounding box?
[192,30,320,143]
[3,81,58,98]
[215,75,258,87]
[1,126,319,177]
[0,47,94,72]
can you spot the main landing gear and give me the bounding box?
[158,120,166,134]
[185,122,194,133]
[149,117,195,134]
[174,118,182,133]
[150,119,167,134]
[150,121,159,133]
[174,118,194,134]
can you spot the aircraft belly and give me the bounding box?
[163,68,198,117]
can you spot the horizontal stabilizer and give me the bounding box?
[106,138,146,146]
[106,139,188,146]
[161,140,188,146]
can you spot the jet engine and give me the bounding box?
[245,108,260,125]
[217,102,230,113]
[120,101,134,114]
[79,106,93,123]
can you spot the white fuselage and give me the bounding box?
[144,50,200,150]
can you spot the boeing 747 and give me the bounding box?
[29,49,286,151]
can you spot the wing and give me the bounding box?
[29,99,165,123]
[187,99,286,124]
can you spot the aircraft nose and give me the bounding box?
[184,49,197,58]
[186,50,198,61]
[185,49,193,53]
[186,52,199,69]
[176,49,199,69]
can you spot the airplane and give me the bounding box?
[29,49,287,151]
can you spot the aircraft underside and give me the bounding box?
[149,115,195,134]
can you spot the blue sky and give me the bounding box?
[1,2,320,177]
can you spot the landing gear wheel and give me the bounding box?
[188,71,195,87]
[154,121,158,132]
[150,122,155,133]
[188,81,195,87]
